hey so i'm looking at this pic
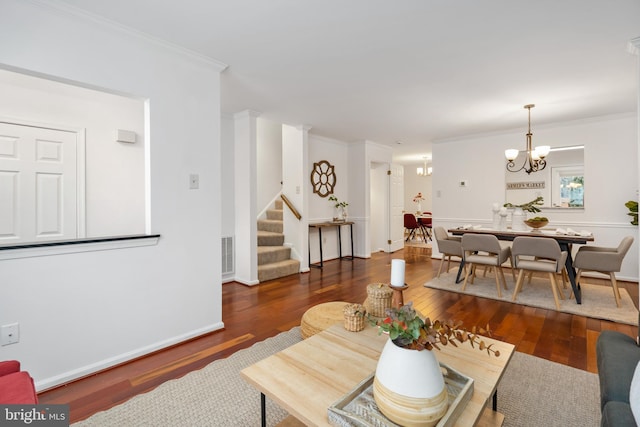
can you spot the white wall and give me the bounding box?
[0,0,225,389]
[432,113,639,280]
[308,134,349,263]
[0,69,146,237]
[257,118,283,213]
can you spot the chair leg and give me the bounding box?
[470,265,477,284]
[462,263,472,291]
[446,256,451,273]
[527,271,533,284]
[548,272,562,310]
[498,266,508,290]
[494,266,503,298]
[569,269,583,300]
[512,269,526,301]
[437,257,446,278]
[561,268,568,289]
[509,258,516,282]
[609,272,622,308]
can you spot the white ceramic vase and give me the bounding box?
[511,207,527,231]
[416,202,422,213]
[373,339,448,427]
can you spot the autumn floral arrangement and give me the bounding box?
[370,302,500,357]
[412,192,425,204]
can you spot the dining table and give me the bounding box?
[448,227,594,304]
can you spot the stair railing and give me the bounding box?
[280,194,301,220]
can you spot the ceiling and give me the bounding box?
[51,0,639,164]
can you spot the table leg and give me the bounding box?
[559,242,582,304]
[337,225,343,259]
[350,224,354,259]
[455,259,466,284]
[261,393,266,427]
[493,390,497,411]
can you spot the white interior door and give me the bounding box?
[388,163,404,252]
[0,122,78,243]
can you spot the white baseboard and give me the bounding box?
[35,321,225,392]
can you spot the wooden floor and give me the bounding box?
[38,246,638,423]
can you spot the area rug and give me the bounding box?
[73,327,601,427]
[425,272,638,325]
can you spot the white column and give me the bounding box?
[282,124,311,271]
[234,110,261,285]
[629,36,640,340]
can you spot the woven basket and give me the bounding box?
[343,303,366,332]
[366,283,393,317]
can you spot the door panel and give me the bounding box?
[0,122,77,243]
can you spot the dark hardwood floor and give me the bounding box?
[38,246,638,423]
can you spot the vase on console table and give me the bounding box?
[511,207,527,231]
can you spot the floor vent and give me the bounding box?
[221,236,234,274]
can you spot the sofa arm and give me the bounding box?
[597,331,640,410]
[0,361,20,377]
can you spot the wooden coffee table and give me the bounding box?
[241,323,515,427]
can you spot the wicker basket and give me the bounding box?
[366,283,393,317]
[343,303,366,332]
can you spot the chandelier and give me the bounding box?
[505,104,550,174]
[416,157,432,176]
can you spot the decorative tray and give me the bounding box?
[328,363,473,427]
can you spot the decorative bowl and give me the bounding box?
[524,219,549,229]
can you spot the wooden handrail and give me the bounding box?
[280,194,301,220]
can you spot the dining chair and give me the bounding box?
[403,213,426,242]
[419,212,433,241]
[510,236,568,310]
[573,236,634,308]
[461,234,514,297]
[433,226,462,278]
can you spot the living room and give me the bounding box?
[1,2,639,425]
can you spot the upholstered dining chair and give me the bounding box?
[403,213,426,242]
[433,226,462,278]
[461,234,514,297]
[573,236,634,308]
[510,236,568,310]
[419,212,433,241]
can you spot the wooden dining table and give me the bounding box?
[448,227,594,304]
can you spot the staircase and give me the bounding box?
[257,199,300,282]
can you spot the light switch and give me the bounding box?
[189,174,199,189]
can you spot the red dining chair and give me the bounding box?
[404,213,426,242]
[419,212,433,241]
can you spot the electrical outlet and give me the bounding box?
[1,323,19,346]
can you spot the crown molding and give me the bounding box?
[26,0,228,72]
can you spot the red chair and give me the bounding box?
[404,213,427,242]
[0,360,37,404]
[419,212,433,241]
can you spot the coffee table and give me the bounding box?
[241,323,515,426]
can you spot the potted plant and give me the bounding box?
[625,200,638,226]
[504,196,544,231]
[370,302,499,426]
[328,195,348,221]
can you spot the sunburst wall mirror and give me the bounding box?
[310,160,336,197]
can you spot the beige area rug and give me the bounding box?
[73,327,601,427]
[425,271,638,325]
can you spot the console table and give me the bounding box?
[308,221,354,268]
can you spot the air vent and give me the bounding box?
[221,236,234,274]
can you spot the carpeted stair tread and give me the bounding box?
[258,246,291,264]
[258,259,300,282]
[258,219,283,233]
[266,209,283,221]
[258,231,285,247]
